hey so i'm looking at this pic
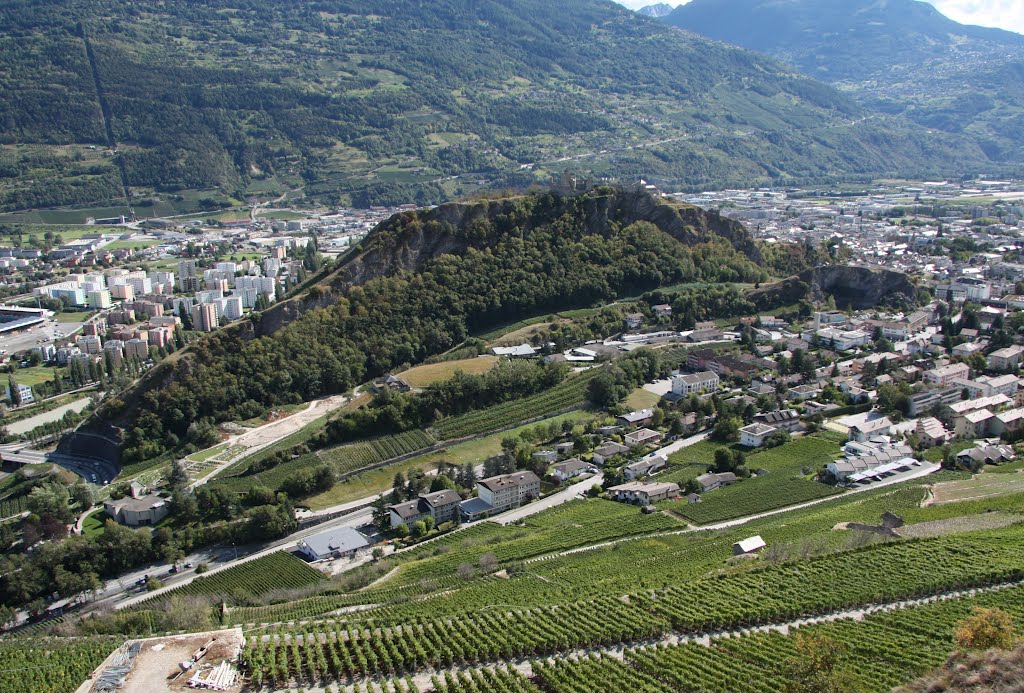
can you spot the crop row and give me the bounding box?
[0,493,28,518]
[0,636,120,693]
[318,430,436,476]
[141,552,324,606]
[242,597,667,685]
[430,372,594,441]
[431,666,536,693]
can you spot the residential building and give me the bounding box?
[989,407,1024,437]
[388,489,462,529]
[954,409,994,439]
[752,409,801,433]
[989,345,1024,371]
[178,260,200,292]
[740,422,777,448]
[297,527,369,561]
[808,327,870,351]
[191,302,218,332]
[652,304,673,318]
[908,387,963,416]
[671,371,719,395]
[473,471,541,515]
[916,417,950,447]
[624,428,662,447]
[6,382,34,405]
[76,334,101,355]
[617,409,654,428]
[607,481,680,505]
[550,458,597,482]
[592,442,629,465]
[624,312,644,330]
[956,444,1015,467]
[532,450,558,464]
[696,471,738,492]
[924,363,971,387]
[848,416,893,443]
[623,454,667,480]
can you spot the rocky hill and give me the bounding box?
[83,187,773,466]
[0,0,1006,218]
[661,0,1024,163]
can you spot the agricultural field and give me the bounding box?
[663,435,844,525]
[143,552,324,605]
[625,387,662,410]
[399,356,498,387]
[928,472,1024,504]
[0,636,120,693]
[317,430,436,477]
[431,371,595,440]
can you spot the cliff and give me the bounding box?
[748,265,917,312]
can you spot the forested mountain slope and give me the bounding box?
[0,0,1003,215]
[662,0,1024,162]
[96,187,771,465]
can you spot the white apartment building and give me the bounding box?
[925,362,971,386]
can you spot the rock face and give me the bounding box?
[247,188,759,338]
[749,265,916,311]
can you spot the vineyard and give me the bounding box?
[241,596,667,685]
[0,636,119,693]
[142,552,324,605]
[664,435,844,524]
[318,430,437,477]
[430,372,595,441]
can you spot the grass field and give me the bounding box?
[302,410,594,510]
[929,473,1024,505]
[55,311,95,323]
[81,511,107,537]
[187,443,228,463]
[625,387,661,410]
[399,356,498,387]
[10,365,62,387]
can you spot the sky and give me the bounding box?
[615,0,1024,35]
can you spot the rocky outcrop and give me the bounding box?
[748,265,916,311]
[246,188,759,338]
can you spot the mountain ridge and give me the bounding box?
[661,0,1024,162]
[0,0,1009,218]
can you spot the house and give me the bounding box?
[739,422,777,448]
[492,343,538,358]
[607,481,680,505]
[623,454,668,480]
[988,345,1024,371]
[952,342,986,358]
[686,328,724,343]
[787,384,822,402]
[957,444,1015,467]
[103,482,169,527]
[924,363,971,387]
[624,428,663,447]
[550,458,596,482]
[624,313,644,330]
[388,489,462,529]
[592,442,629,465]
[297,527,369,561]
[753,409,801,433]
[652,304,673,318]
[732,535,766,556]
[915,417,950,447]
[533,450,558,464]
[671,371,719,396]
[848,416,893,443]
[696,471,738,492]
[617,409,654,428]
[373,374,411,393]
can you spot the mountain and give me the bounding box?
[637,3,675,18]
[0,0,1007,220]
[87,187,773,466]
[662,0,1024,162]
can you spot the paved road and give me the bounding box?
[7,397,91,435]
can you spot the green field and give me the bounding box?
[662,435,844,525]
[55,311,95,323]
[9,365,63,387]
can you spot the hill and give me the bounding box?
[0,0,1005,219]
[92,187,772,466]
[662,0,1024,162]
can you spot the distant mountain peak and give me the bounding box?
[638,3,675,18]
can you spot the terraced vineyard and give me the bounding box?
[0,636,119,693]
[317,430,436,477]
[143,552,324,604]
[431,372,595,441]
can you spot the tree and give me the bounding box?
[713,448,735,473]
[413,519,428,537]
[783,632,861,693]
[371,495,390,531]
[479,552,498,573]
[954,607,1018,651]
[7,375,20,406]
[371,547,384,562]
[457,563,475,580]
[712,416,741,443]
[166,460,189,490]
[395,523,409,538]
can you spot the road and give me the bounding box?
[6,397,91,435]
[494,474,604,525]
